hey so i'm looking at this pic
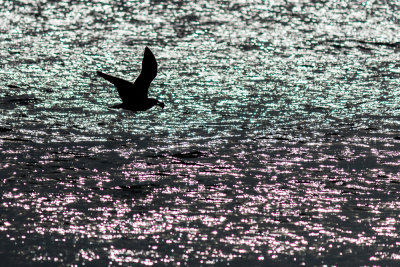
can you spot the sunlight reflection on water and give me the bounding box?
[1,0,400,266]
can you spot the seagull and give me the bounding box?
[97,47,165,111]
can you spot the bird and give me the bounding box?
[97,47,164,111]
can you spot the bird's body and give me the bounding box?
[109,98,163,111]
[97,47,164,111]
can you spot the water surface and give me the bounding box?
[1,0,400,265]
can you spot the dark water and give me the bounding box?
[1,0,400,265]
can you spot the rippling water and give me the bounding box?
[1,0,400,265]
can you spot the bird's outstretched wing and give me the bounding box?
[97,47,158,103]
[97,71,134,103]
[132,47,158,99]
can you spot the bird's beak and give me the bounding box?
[158,102,165,109]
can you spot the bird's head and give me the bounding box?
[156,101,165,109]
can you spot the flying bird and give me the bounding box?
[97,47,164,111]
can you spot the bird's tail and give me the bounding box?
[109,103,124,109]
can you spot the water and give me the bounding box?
[1,0,400,265]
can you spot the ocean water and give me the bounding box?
[1,0,400,265]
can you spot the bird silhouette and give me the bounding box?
[97,47,164,111]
